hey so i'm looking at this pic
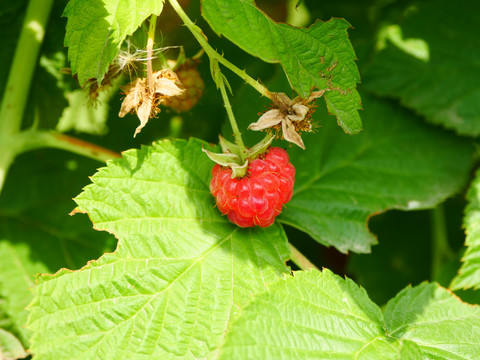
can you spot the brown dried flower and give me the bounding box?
[248,91,326,149]
[118,69,185,137]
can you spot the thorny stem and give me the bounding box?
[288,242,320,271]
[146,14,157,93]
[167,0,273,101]
[217,72,248,161]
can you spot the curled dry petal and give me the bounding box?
[154,77,184,97]
[134,97,153,137]
[118,78,145,117]
[248,109,283,130]
[282,118,305,149]
[288,104,309,121]
[273,92,293,106]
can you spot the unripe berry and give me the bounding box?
[164,61,204,112]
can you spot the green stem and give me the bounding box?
[167,0,273,101]
[430,203,455,280]
[288,243,320,271]
[217,72,247,161]
[146,14,157,93]
[0,0,54,136]
[0,131,119,195]
[0,0,54,196]
[14,131,121,162]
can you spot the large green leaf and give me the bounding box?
[280,94,473,253]
[0,151,110,344]
[63,0,164,85]
[363,0,480,136]
[27,138,290,359]
[451,168,480,290]
[202,0,362,134]
[218,270,480,359]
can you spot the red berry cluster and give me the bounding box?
[210,147,295,228]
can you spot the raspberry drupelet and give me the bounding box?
[209,147,295,227]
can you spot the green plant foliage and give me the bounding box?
[280,94,473,253]
[451,168,480,290]
[363,0,480,136]
[0,151,110,344]
[218,270,480,359]
[56,89,112,135]
[0,328,27,360]
[201,0,362,134]
[63,0,164,85]
[27,138,290,359]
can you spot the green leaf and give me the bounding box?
[56,88,112,135]
[218,270,480,359]
[27,138,290,359]
[202,0,362,134]
[0,329,27,360]
[280,93,473,253]
[451,168,480,290]
[384,282,480,359]
[363,0,480,136]
[0,151,110,344]
[63,0,164,85]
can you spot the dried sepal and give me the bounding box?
[118,69,185,137]
[248,89,328,149]
[248,109,283,131]
[282,117,305,149]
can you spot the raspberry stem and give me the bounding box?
[167,0,274,101]
[288,243,320,271]
[217,69,248,163]
[146,14,157,94]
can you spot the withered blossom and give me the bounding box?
[248,91,326,149]
[119,69,184,137]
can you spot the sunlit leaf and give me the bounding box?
[218,270,480,359]
[202,0,362,134]
[27,138,290,359]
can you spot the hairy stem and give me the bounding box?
[167,0,273,100]
[146,14,157,93]
[288,243,320,271]
[217,71,247,161]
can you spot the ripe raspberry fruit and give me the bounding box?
[210,147,295,228]
[164,61,205,112]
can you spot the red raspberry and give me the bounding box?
[209,147,295,228]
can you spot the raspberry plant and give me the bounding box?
[1,0,480,359]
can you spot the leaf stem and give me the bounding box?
[146,14,157,93]
[288,242,320,271]
[10,131,119,162]
[167,0,273,101]
[430,203,455,280]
